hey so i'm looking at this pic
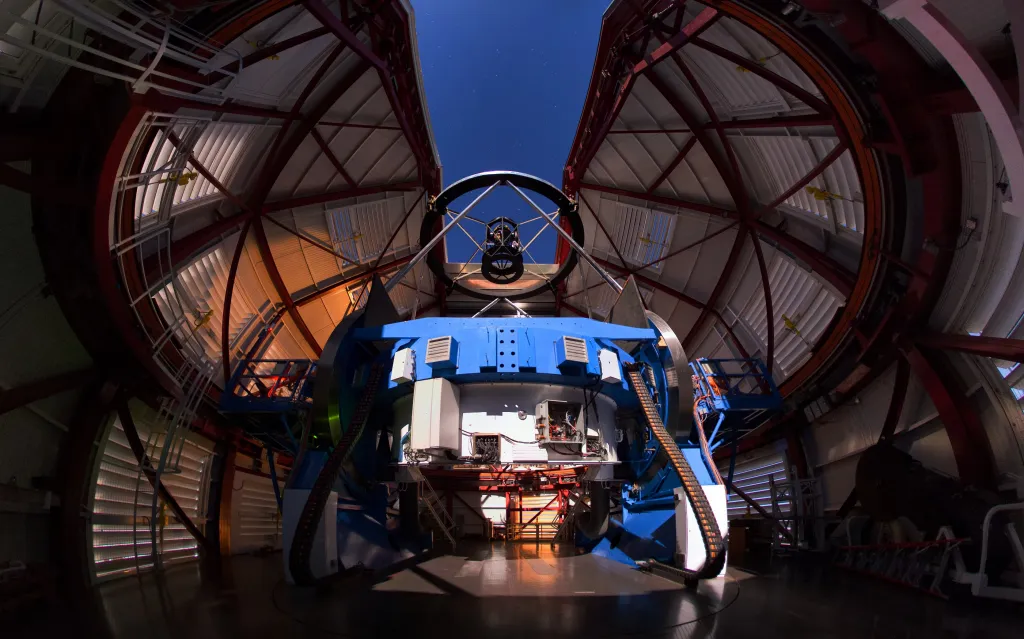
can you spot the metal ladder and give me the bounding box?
[420,475,457,549]
[551,491,588,543]
[625,363,726,580]
[289,362,386,586]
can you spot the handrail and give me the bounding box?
[975,501,1024,596]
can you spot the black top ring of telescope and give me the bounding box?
[419,171,583,301]
[482,217,525,284]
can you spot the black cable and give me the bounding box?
[499,433,537,445]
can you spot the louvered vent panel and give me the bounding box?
[152,243,262,369]
[327,197,407,268]
[562,336,589,363]
[134,122,257,221]
[177,123,258,207]
[716,451,791,519]
[90,417,213,582]
[613,201,676,271]
[425,336,453,364]
[738,252,842,379]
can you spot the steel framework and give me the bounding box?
[562,0,997,490]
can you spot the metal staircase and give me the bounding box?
[552,490,588,543]
[420,475,457,549]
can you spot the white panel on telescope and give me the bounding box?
[599,349,621,383]
[675,484,728,576]
[391,347,415,384]
[410,378,461,453]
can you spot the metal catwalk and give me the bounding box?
[14,544,1022,639]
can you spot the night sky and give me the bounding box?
[409,0,604,262]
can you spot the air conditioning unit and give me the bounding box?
[556,335,589,375]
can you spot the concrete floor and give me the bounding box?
[14,543,1023,638]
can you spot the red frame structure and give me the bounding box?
[563,0,996,487]
[91,1,441,387]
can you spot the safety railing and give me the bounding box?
[0,0,242,112]
[225,359,318,406]
[690,358,782,414]
[115,113,210,233]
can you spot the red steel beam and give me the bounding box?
[921,74,1019,116]
[253,220,323,357]
[569,7,718,190]
[605,114,832,136]
[303,0,386,71]
[725,479,796,543]
[159,213,248,273]
[717,113,835,129]
[633,7,720,75]
[691,37,831,114]
[309,127,357,189]
[221,220,252,385]
[594,256,704,308]
[564,280,606,301]
[117,400,216,555]
[915,333,1024,363]
[580,182,737,219]
[561,301,589,318]
[755,221,855,297]
[578,191,630,268]
[0,368,96,416]
[580,183,855,300]
[647,136,697,193]
[304,0,432,180]
[667,51,753,215]
[318,121,402,131]
[750,226,775,375]
[905,347,995,487]
[593,256,753,360]
[224,26,332,75]
[683,231,746,351]
[240,53,372,358]
[638,221,739,271]
[136,92,292,120]
[763,141,849,211]
[154,25,335,91]
[166,130,250,212]
[263,215,359,267]
[261,181,417,213]
[293,252,415,307]
[607,127,693,135]
[261,46,354,190]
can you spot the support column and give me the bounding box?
[905,347,996,487]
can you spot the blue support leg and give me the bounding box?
[707,413,726,451]
[266,448,283,513]
[280,413,298,452]
[727,436,739,486]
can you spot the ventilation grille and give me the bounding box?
[425,336,453,364]
[562,336,589,364]
[90,417,213,582]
